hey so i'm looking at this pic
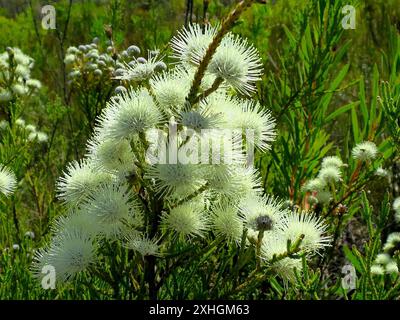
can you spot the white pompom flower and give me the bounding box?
[33,230,97,283]
[0,165,17,197]
[277,211,331,254]
[180,105,223,132]
[208,166,261,203]
[146,162,205,199]
[385,261,399,274]
[351,141,378,161]
[98,88,161,140]
[318,166,341,183]
[170,24,218,66]
[211,204,243,243]
[83,183,142,238]
[51,210,101,238]
[150,68,191,114]
[208,33,262,95]
[233,99,276,151]
[321,156,343,169]
[87,137,135,175]
[370,264,384,275]
[238,194,287,232]
[56,160,115,205]
[162,202,209,238]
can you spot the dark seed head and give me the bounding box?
[255,215,273,231]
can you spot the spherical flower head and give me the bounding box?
[36,132,48,143]
[15,64,30,78]
[374,167,389,180]
[64,54,76,65]
[261,234,303,283]
[370,264,384,275]
[29,131,48,143]
[150,68,190,114]
[67,46,80,55]
[375,253,391,265]
[0,120,8,130]
[211,204,243,243]
[162,202,209,238]
[33,230,97,283]
[147,162,205,199]
[12,47,34,66]
[56,160,115,205]
[25,124,36,132]
[0,165,17,197]
[233,99,276,151]
[318,166,341,184]
[87,137,135,175]
[278,211,331,254]
[15,118,25,127]
[83,183,141,238]
[146,143,206,198]
[208,33,262,95]
[204,94,243,126]
[352,141,378,161]
[98,88,161,140]
[12,83,28,96]
[181,105,223,131]
[238,194,286,232]
[383,232,400,252]
[321,156,343,169]
[208,166,262,203]
[127,45,140,56]
[124,234,160,257]
[385,261,399,274]
[26,79,42,90]
[51,210,101,238]
[170,24,218,66]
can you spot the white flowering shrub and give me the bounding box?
[0,48,41,121]
[31,17,334,298]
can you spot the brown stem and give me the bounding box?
[185,0,256,106]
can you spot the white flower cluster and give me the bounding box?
[34,24,331,284]
[371,232,400,275]
[65,38,166,93]
[0,47,41,102]
[302,156,344,205]
[0,118,48,143]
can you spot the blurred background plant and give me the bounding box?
[0,0,399,299]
